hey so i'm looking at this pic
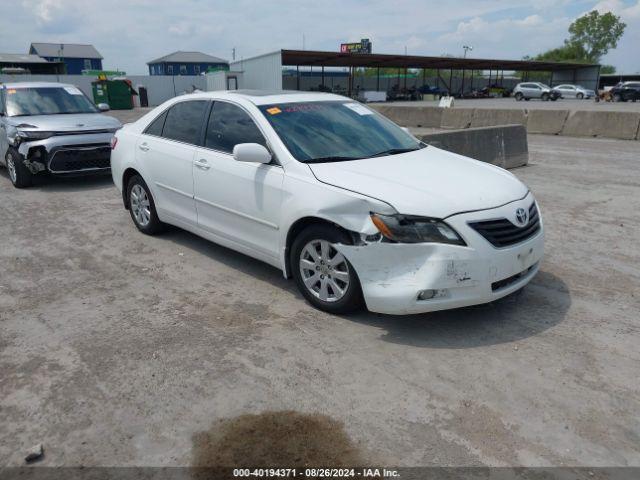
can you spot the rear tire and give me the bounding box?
[126,174,165,235]
[5,148,32,188]
[291,224,364,314]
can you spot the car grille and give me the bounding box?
[48,145,111,173]
[468,202,540,248]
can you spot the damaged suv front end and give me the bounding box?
[1,82,121,188]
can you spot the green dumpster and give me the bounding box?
[91,80,136,110]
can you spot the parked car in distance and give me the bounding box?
[609,81,640,102]
[0,82,121,188]
[552,84,596,99]
[111,91,544,315]
[513,82,560,101]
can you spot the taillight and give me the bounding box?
[110,136,118,150]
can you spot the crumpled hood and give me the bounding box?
[308,146,528,218]
[6,113,121,132]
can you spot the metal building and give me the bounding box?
[222,50,600,95]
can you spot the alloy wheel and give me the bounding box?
[6,153,17,184]
[299,239,351,303]
[130,184,151,227]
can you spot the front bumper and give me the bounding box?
[336,193,544,315]
[16,132,113,175]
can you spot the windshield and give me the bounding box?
[5,86,98,116]
[258,101,423,162]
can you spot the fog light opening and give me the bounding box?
[417,289,447,301]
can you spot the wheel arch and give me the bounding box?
[283,216,358,278]
[121,167,142,209]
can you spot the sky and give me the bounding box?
[1,0,639,74]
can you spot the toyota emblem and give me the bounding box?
[515,208,528,226]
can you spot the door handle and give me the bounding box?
[139,143,149,152]
[195,159,210,170]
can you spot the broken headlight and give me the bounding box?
[16,130,55,141]
[370,213,466,245]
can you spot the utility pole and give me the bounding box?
[303,34,306,50]
[463,45,473,58]
[232,48,236,61]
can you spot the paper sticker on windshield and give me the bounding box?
[266,107,282,115]
[344,103,373,115]
[64,86,83,95]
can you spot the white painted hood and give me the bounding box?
[308,146,529,218]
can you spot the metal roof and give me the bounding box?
[281,50,599,72]
[30,43,103,59]
[0,53,50,64]
[147,51,228,64]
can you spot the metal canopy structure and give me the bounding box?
[281,49,597,72]
[279,49,601,97]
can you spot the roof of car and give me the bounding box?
[185,90,349,106]
[1,81,76,89]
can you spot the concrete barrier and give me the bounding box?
[441,108,475,129]
[418,125,528,169]
[470,108,527,128]
[370,105,442,128]
[527,110,570,135]
[561,111,640,140]
[372,104,639,141]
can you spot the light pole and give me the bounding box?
[463,45,473,58]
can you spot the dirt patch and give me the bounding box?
[191,411,365,469]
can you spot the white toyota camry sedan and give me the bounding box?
[111,90,544,315]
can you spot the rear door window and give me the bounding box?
[144,111,167,136]
[204,101,266,153]
[161,100,208,145]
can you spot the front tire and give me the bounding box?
[541,93,549,101]
[5,148,32,188]
[613,93,622,102]
[576,92,584,100]
[126,175,165,235]
[514,92,523,101]
[291,225,364,314]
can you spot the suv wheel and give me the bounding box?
[613,93,622,102]
[291,224,364,314]
[5,148,33,188]
[126,175,165,235]
[514,92,523,101]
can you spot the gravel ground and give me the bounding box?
[0,134,638,468]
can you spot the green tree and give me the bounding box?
[567,10,626,62]
[531,10,626,65]
[600,65,616,74]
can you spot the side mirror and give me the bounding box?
[97,103,110,112]
[233,143,272,164]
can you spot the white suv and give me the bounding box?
[111,91,544,315]
[513,82,559,101]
